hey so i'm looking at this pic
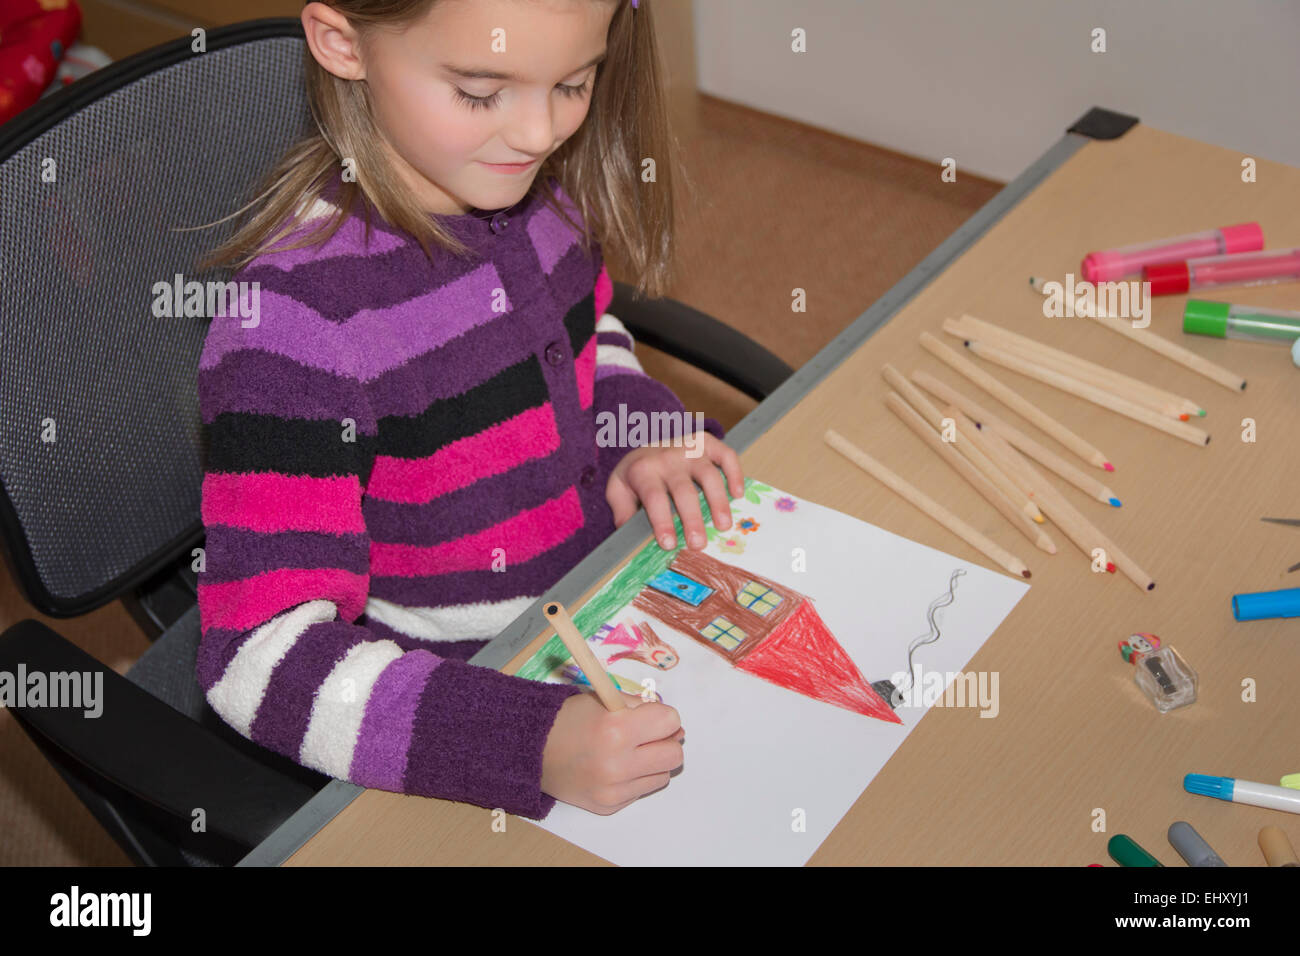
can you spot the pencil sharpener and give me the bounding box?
[1118,633,1197,713]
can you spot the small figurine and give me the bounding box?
[1118,632,1197,713]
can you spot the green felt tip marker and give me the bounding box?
[1184,299,1300,346]
[1108,834,1164,867]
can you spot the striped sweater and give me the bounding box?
[196,175,725,819]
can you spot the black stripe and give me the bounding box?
[561,291,596,358]
[205,411,376,480]
[378,355,549,459]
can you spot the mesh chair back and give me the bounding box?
[0,20,313,616]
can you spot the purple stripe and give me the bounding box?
[248,619,367,757]
[247,206,410,273]
[199,348,378,427]
[349,650,442,790]
[596,330,633,351]
[363,310,537,413]
[201,525,369,583]
[195,625,256,692]
[402,659,585,815]
[368,519,613,608]
[365,454,573,544]
[527,197,582,274]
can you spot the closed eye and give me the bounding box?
[453,77,592,111]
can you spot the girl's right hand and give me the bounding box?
[540,691,684,815]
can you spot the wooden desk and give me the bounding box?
[244,113,1300,866]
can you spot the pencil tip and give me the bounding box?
[1198,409,1207,417]
[1022,570,1032,578]
[1148,582,1156,590]
[1033,515,1045,524]
[1103,462,1115,472]
[1179,413,1189,421]
[1109,497,1122,507]
[1106,562,1117,573]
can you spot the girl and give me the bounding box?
[195,0,744,820]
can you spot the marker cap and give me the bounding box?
[1232,586,1300,621]
[1108,833,1163,867]
[1082,250,1124,283]
[1220,222,1264,253]
[1183,299,1231,338]
[1144,261,1191,296]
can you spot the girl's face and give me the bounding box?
[305,0,616,215]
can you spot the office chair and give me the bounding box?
[0,18,794,866]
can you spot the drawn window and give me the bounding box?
[700,617,746,651]
[736,581,782,617]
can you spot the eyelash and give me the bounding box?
[453,78,592,111]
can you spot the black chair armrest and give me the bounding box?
[608,281,794,402]
[0,619,317,849]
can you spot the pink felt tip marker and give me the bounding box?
[1144,247,1300,297]
[1081,223,1263,283]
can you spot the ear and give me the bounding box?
[302,1,368,81]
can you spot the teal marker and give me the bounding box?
[1108,834,1163,867]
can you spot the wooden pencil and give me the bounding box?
[1084,311,1247,392]
[920,331,1115,471]
[981,425,1154,592]
[823,428,1031,580]
[963,339,1211,447]
[951,409,1155,592]
[884,364,1044,522]
[910,370,1121,507]
[885,391,1056,553]
[946,315,1204,419]
[543,601,627,710]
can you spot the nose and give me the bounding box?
[505,91,558,158]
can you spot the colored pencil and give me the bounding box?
[910,370,1121,507]
[962,339,1211,447]
[949,408,1155,592]
[920,331,1114,471]
[946,314,1204,419]
[885,391,1056,553]
[884,365,1044,523]
[823,428,1031,580]
[1084,311,1247,392]
[543,601,627,710]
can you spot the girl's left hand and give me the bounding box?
[605,433,744,551]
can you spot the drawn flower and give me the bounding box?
[774,496,797,512]
[737,517,760,534]
[718,535,746,554]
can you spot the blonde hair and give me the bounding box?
[193,0,689,298]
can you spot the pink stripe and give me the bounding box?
[203,472,365,533]
[198,567,368,633]
[371,487,584,576]
[367,405,561,502]
[574,336,596,410]
[594,264,613,318]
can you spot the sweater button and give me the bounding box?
[544,341,565,366]
[579,465,597,487]
[490,212,509,234]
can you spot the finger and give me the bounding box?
[628,738,684,778]
[623,700,682,743]
[691,461,732,531]
[707,436,745,499]
[604,472,640,528]
[668,477,708,549]
[633,480,678,550]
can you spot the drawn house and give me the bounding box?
[631,548,901,724]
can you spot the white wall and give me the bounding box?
[695,0,1300,182]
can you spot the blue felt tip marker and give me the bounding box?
[1231,586,1300,621]
[1185,774,1300,815]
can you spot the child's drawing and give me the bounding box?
[593,620,679,670]
[630,547,901,723]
